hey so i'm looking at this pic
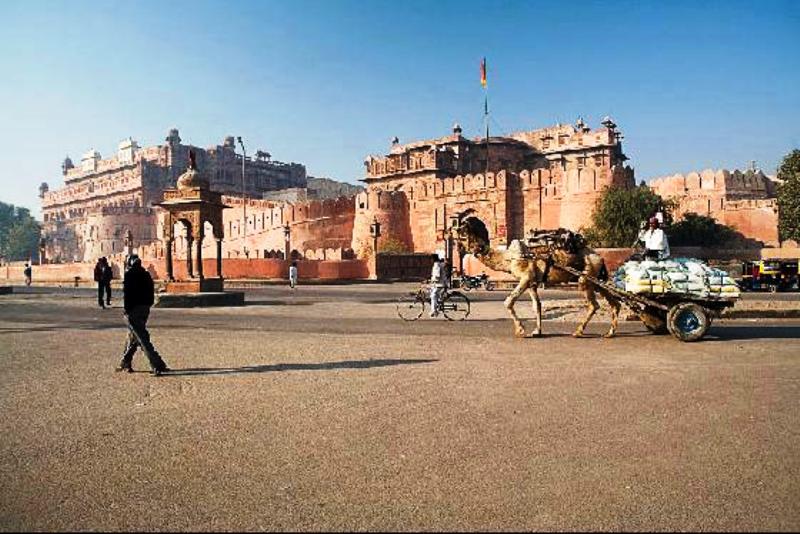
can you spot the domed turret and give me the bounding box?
[176,149,209,190]
[166,128,181,145]
[39,182,49,198]
[61,156,74,175]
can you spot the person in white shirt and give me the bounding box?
[429,254,447,317]
[641,217,670,260]
[288,261,298,289]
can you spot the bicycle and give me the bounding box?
[396,283,471,321]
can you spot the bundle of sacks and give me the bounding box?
[613,258,740,298]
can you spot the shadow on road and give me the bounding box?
[245,300,315,306]
[705,325,800,341]
[166,358,439,376]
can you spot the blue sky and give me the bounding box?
[1,0,798,215]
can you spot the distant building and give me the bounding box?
[40,129,306,262]
[353,118,635,255]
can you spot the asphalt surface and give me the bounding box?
[0,285,799,531]
[7,282,800,303]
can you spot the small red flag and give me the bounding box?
[480,57,487,87]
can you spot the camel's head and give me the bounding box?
[455,217,491,257]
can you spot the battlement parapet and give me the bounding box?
[510,123,618,153]
[649,168,777,199]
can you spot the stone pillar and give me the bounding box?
[195,234,204,280]
[216,239,223,279]
[165,239,174,281]
[186,237,194,278]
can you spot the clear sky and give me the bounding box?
[1,0,798,215]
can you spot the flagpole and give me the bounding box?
[482,58,490,176]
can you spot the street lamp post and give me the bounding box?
[369,217,381,256]
[283,224,291,261]
[448,214,461,276]
[236,136,249,259]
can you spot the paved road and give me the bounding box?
[0,287,799,531]
[7,282,800,303]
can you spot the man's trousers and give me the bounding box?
[120,305,167,371]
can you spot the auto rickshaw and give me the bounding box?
[740,259,799,292]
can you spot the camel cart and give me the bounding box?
[552,263,739,342]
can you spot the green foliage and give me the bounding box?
[584,186,671,247]
[0,201,41,261]
[378,237,409,255]
[777,149,800,243]
[668,212,738,247]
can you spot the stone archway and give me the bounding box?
[454,210,490,275]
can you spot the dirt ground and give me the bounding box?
[1,285,799,531]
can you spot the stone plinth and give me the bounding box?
[154,291,245,308]
[164,278,224,293]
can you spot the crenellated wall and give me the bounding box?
[649,169,779,245]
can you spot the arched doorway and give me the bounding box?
[452,210,490,275]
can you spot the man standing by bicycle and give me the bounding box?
[429,254,448,317]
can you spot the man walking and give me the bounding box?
[117,254,169,376]
[94,257,113,308]
[288,260,298,290]
[23,263,32,286]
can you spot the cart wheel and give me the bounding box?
[666,302,710,342]
[640,311,668,335]
[485,281,496,291]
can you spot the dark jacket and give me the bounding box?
[94,263,113,283]
[101,265,113,284]
[123,264,155,312]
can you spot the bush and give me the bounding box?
[378,237,409,255]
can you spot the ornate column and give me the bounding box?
[165,238,174,281]
[195,232,204,280]
[216,238,223,279]
[186,236,194,278]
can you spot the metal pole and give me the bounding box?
[237,137,247,258]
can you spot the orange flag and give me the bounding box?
[480,57,487,87]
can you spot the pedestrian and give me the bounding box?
[23,263,32,286]
[429,254,447,317]
[117,254,170,376]
[94,257,113,308]
[288,260,298,289]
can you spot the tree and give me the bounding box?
[583,186,671,247]
[668,212,738,247]
[777,149,800,243]
[0,201,41,261]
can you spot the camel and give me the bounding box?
[454,218,622,338]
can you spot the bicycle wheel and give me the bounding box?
[396,294,425,321]
[442,291,470,321]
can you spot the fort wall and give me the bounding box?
[649,168,780,246]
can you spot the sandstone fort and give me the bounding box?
[38,118,781,275]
